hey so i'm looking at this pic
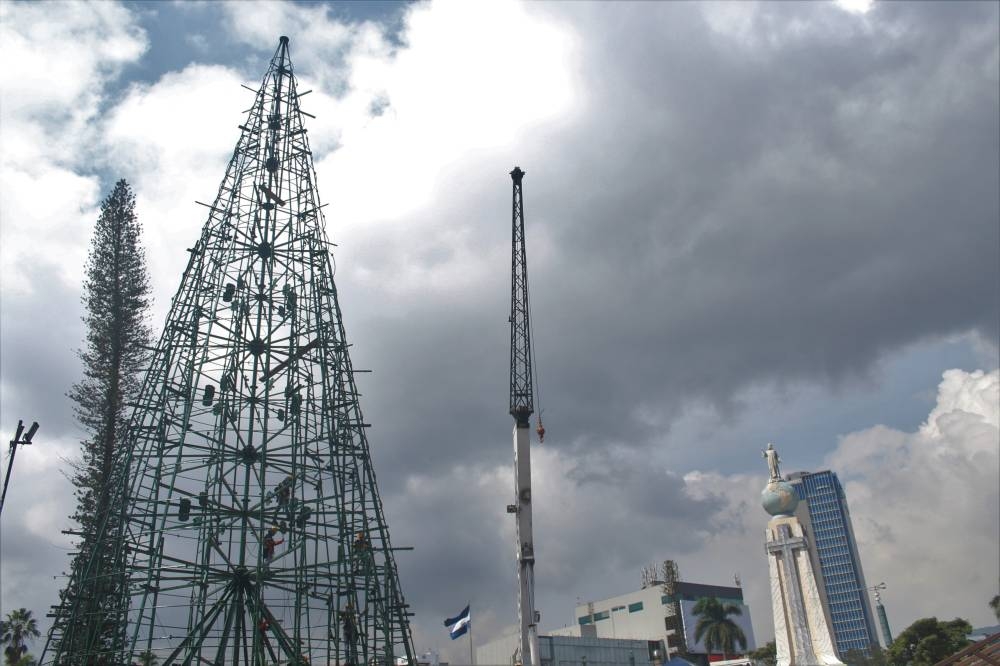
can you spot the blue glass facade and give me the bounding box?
[791,471,878,655]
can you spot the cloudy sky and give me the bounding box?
[1,0,998,660]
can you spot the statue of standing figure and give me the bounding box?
[762,442,782,481]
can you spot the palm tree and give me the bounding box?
[1,608,40,666]
[137,650,159,666]
[749,640,776,666]
[692,597,748,660]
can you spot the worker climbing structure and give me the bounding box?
[43,37,415,666]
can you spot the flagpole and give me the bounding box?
[469,607,474,666]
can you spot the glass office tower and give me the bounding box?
[788,470,879,655]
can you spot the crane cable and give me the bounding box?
[526,265,545,444]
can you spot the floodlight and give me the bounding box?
[1,418,38,516]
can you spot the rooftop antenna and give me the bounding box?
[661,560,687,655]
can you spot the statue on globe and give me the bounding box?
[762,442,782,481]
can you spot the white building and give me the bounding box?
[477,634,662,666]
[475,570,755,666]
[549,581,756,661]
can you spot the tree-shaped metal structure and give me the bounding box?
[43,37,415,666]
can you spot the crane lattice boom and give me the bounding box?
[509,166,534,426]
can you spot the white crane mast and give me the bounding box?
[506,166,543,666]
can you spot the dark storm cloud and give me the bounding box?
[0,513,74,609]
[380,466,514,643]
[345,0,999,483]
[377,449,728,647]
[324,3,998,645]
[527,0,999,443]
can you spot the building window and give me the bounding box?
[629,602,644,613]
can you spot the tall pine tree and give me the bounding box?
[58,179,152,662]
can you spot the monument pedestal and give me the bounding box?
[766,516,843,666]
[760,444,843,666]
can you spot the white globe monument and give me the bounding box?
[761,444,844,666]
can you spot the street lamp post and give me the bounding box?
[868,582,893,648]
[0,420,39,516]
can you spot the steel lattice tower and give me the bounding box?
[43,37,415,666]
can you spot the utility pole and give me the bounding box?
[0,420,39,516]
[506,166,541,666]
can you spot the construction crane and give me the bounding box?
[506,166,542,666]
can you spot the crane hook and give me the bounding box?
[535,416,545,444]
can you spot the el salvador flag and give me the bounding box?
[444,605,471,640]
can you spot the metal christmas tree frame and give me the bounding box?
[45,37,415,666]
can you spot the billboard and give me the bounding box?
[678,599,757,654]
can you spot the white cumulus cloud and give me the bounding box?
[0,0,148,292]
[827,368,999,628]
[681,368,1000,643]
